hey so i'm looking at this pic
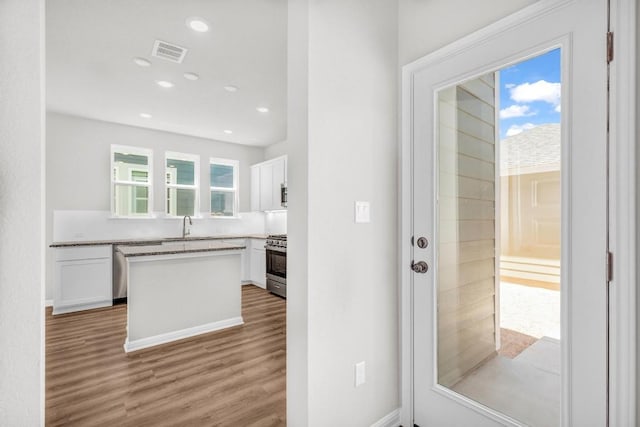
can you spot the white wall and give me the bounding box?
[45,112,265,299]
[0,0,44,424]
[264,139,290,159]
[47,112,264,213]
[288,1,400,425]
[398,0,538,65]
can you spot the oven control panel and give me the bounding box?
[266,234,287,249]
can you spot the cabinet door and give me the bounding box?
[250,240,266,288]
[251,165,260,212]
[271,157,286,210]
[259,162,274,211]
[54,254,112,314]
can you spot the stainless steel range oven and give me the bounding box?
[265,234,286,298]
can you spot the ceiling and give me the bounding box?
[46,0,287,147]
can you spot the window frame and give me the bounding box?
[164,151,200,218]
[209,157,239,218]
[110,144,154,218]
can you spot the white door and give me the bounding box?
[408,1,608,426]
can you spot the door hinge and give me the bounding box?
[607,251,614,282]
[607,31,614,64]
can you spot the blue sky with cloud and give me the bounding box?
[498,48,561,139]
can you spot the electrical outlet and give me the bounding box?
[355,361,366,387]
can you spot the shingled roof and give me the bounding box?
[500,123,560,176]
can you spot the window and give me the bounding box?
[210,158,238,217]
[165,152,199,217]
[111,145,153,217]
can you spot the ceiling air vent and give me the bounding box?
[151,40,188,64]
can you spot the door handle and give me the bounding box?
[411,261,429,274]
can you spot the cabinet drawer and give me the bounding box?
[267,279,286,298]
[55,245,112,261]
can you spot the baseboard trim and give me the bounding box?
[52,300,112,315]
[371,408,401,427]
[123,316,244,353]
[44,299,53,307]
[241,280,266,289]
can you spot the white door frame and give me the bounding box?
[398,0,636,425]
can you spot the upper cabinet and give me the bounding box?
[251,155,287,211]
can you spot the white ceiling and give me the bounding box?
[46,0,287,147]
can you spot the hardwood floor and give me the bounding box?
[46,285,286,426]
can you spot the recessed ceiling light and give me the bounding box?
[183,72,199,81]
[223,85,238,92]
[223,130,233,135]
[133,57,151,67]
[186,17,209,32]
[256,107,270,113]
[156,80,174,88]
[139,113,152,119]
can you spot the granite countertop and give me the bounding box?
[116,241,246,257]
[50,234,269,248]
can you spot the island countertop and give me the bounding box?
[116,241,246,257]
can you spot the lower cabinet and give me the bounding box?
[249,239,266,288]
[220,238,265,287]
[53,246,113,315]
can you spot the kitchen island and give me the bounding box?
[117,240,245,352]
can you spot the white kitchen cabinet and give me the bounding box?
[271,157,286,209]
[251,155,287,211]
[53,246,113,315]
[259,161,274,210]
[249,238,266,288]
[250,165,261,212]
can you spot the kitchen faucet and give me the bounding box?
[182,215,192,238]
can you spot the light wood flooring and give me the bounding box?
[46,285,286,426]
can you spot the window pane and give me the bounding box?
[131,170,148,182]
[114,184,149,216]
[166,158,195,185]
[113,153,149,182]
[166,188,196,216]
[210,190,235,216]
[210,164,234,188]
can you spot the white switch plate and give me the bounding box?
[355,361,366,387]
[354,201,370,223]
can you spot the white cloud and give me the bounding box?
[554,104,561,113]
[510,80,561,106]
[506,123,537,137]
[499,104,535,119]
[505,83,516,89]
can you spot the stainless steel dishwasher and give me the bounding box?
[112,245,127,303]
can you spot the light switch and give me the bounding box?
[355,201,370,223]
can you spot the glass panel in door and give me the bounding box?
[435,52,561,426]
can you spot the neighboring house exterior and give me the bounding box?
[500,124,561,289]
